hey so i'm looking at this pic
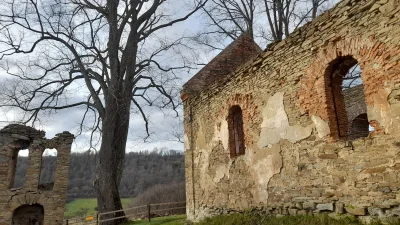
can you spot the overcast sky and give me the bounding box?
[0,0,339,154]
[0,2,220,153]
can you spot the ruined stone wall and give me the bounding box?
[0,124,73,225]
[183,0,400,222]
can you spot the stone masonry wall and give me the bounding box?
[0,124,74,225]
[182,0,400,223]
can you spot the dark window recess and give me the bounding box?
[228,106,245,157]
[12,204,44,225]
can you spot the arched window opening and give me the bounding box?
[12,149,29,189]
[12,204,44,225]
[325,56,371,140]
[228,105,245,158]
[38,149,57,190]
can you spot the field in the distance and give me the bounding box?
[65,198,133,219]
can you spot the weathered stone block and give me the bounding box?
[368,207,384,217]
[318,154,338,159]
[289,208,298,215]
[345,206,367,216]
[316,203,334,211]
[336,202,345,214]
[303,202,316,210]
[383,172,397,183]
[297,210,308,215]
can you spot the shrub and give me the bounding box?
[128,182,186,217]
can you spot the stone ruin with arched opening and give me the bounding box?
[0,124,73,225]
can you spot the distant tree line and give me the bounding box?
[13,149,185,202]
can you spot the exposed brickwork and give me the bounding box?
[299,38,400,136]
[217,93,260,148]
[182,0,400,222]
[0,124,73,225]
[182,34,262,100]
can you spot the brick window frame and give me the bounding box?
[227,105,245,158]
[323,55,371,140]
[324,56,359,139]
[300,37,400,139]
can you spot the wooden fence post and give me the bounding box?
[66,219,68,225]
[147,204,151,222]
[96,214,99,225]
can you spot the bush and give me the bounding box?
[128,182,186,216]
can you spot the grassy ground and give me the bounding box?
[124,213,400,225]
[191,214,400,225]
[123,215,186,225]
[64,198,133,219]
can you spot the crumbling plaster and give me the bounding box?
[258,92,313,148]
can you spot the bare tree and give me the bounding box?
[342,64,363,89]
[195,0,334,49]
[0,0,207,224]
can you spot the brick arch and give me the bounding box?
[216,93,259,148]
[8,193,45,212]
[299,36,400,138]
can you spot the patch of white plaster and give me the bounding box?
[184,134,190,151]
[258,92,312,148]
[213,165,229,183]
[286,125,313,143]
[367,88,391,133]
[260,92,289,134]
[196,149,214,190]
[213,120,229,151]
[193,207,212,222]
[311,115,330,138]
[245,144,282,203]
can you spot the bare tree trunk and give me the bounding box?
[95,96,131,225]
[312,0,319,18]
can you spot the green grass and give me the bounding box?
[190,213,400,225]
[122,213,400,225]
[64,198,133,219]
[123,215,186,225]
[67,209,400,225]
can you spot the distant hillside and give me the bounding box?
[13,149,185,201]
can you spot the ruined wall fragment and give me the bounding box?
[0,124,73,225]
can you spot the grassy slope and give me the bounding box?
[65,198,133,219]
